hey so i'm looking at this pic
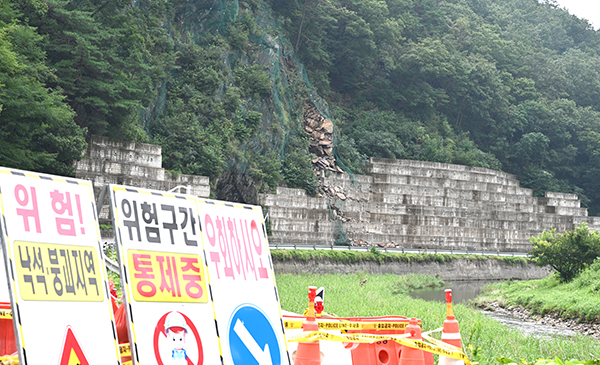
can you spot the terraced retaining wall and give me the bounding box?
[260,158,600,252]
[75,135,210,224]
[74,138,600,253]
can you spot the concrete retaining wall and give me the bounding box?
[260,157,600,252]
[74,137,600,253]
[75,135,211,223]
[273,257,553,281]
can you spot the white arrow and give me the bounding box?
[233,319,273,365]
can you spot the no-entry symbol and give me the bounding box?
[153,311,204,365]
[59,326,90,365]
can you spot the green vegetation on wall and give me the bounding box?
[270,248,531,266]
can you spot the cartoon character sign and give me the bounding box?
[153,311,204,365]
[165,312,190,364]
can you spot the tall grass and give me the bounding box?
[474,260,600,322]
[275,273,600,364]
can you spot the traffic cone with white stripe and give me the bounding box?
[399,318,425,365]
[294,286,321,365]
[439,289,464,365]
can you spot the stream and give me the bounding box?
[409,280,580,338]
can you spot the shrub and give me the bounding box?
[530,223,600,282]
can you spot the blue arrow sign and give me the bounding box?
[228,304,282,365]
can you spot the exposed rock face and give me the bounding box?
[302,102,342,173]
[75,136,600,253]
[215,170,258,205]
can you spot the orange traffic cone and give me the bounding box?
[423,346,434,365]
[294,286,321,365]
[399,318,425,365]
[439,289,464,365]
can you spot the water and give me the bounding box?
[408,280,495,304]
[480,311,579,338]
[409,280,579,338]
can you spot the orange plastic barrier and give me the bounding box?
[346,316,410,365]
[0,303,15,357]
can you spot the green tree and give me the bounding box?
[151,41,231,181]
[18,0,167,139]
[282,130,318,195]
[530,224,600,282]
[0,0,86,176]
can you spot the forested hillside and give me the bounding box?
[2,0,600,213]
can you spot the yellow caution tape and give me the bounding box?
[0,355,18,364]
[119,343,131,357]
[285,319,409,331]
[286,330,471,365]
[302,309,339,318]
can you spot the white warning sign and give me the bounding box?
[0,167,120,364]
[109,185,222,365]
[197,199,291,365]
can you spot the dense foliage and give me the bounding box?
[3,0,600,212]
[529,223,600,282]
[269,0,600,213]
[0,0,86,175]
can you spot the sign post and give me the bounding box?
[0,167,120,364]
[198,199,291,365]
[109,185,222,365]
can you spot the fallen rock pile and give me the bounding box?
[303,102,342,174]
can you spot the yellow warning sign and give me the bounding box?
[59,327,90,365]
[15,241,103,301]
[127,249,209,303]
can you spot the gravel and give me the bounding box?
[477,301,600,338]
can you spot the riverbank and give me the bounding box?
[276,272,600,364]
[470,260,600,340]
[473,270,600,320]
[475,301,600,338]
[271,249,552,280]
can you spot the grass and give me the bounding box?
[473,261,600,323]
[270,248,531,266]
[275,273,600,364]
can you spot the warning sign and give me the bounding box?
[109,186,221,365]
[59,326,90,365]
[197,199,291,365]
[0,167,120,364]
[14,241,103,301]
[127,250,208,303]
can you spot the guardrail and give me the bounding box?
[268,243,530,257]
